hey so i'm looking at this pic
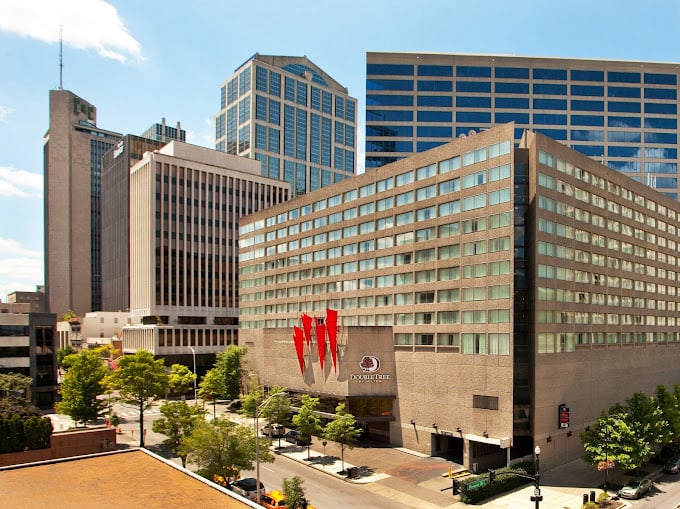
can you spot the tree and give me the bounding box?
[240,381,264,418]
[55,349,109,426]
[582,410,650,474]
[182,417,274,483]
[616,392,670,453]
[0,372,32,399]
[168,363,197,399]
[198,368,226,418]
[259,387,292,448]
[293,395,324,459]
[105,350,168,447]
[213,346,246,400]
[61,309,77,321]
[282,476,309,509]
[658,385,680,452]
[324,402,361,472]
[57,345,76,367]
[152,401,205,467]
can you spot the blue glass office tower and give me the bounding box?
[215,54,357,196]
[366,53,679,199]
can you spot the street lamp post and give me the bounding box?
[531,445,542,509]
[188,346,197,404]
[255,392,287,505]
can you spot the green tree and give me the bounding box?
[655,385,680,452]
[182,417,274,483]
[198,368,225,418]
[168,363,197,399]
[282,475,308,509]
[213,346,246,400]
[61,309,77,321]
[240,381,264,418]
[616,392,670,453]
[324,402,361,472]
[57,345,76,367]
[152,401,205,467]
[105,350,168,447]
[582,410,650,474]
[259,387,292,448]
[293,395,324,459]
[55,349,109,426]
[0,372,32,399]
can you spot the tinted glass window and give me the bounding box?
[367,79,414,91]
[533,83,567,95]
[533,98,567,110]
[609,131,641,143]
[571,115,604,126]
[366,125,414,137]
[417,126,453,138]
[535,128,567,140]
[418,80,453,92]
[457,96,491,108]
[533,113,567,125]
[608,71,641,83]
[495,112,529,124]
[571,99,604,111]
[456,111,491,123]
[495,82,530,94]
[417,111,452,122]
[608,146,639,157]
[571,85,604,96]
[418,65,453,76]
[366,156,400,168]
[533,68,567,80]
[571,129,604,141]
[608,101,641,113]
[366,140,413,152]
[456,66,491,77]
[456,126,486,137]
[645,117,677,129]
[495,97,529,109]
[367,64,414,75]
[418,95,452,107]
[570,70,604,82]
[645,132,677,144]
[645,102,677,115]
[418,141,446,151]
[609,161,640,172]
[367,110,413,122]
[573,145,604,157]
[608,116,641,128]
[645,88,677,100]
[644,73,677,85]
[366,95,414,107]
[457,81,491,93]
[608,86,641,98]
[645,147,677,158]
[495,67,529,78]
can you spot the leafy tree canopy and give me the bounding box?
[213,346,246,400]
[55,349,109,425]
[168,363,196,397]
[282,476,308,509]
[152,401,205,467]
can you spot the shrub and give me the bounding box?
[582,502,597,509]
[0,415,52,453]
[460,461,535,504]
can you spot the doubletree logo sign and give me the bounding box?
[351,355,390,383]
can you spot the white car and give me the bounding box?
[261,423,285,437]
[617,478,652,499]
[230,477,265,501]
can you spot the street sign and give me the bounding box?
[467,480,486,490]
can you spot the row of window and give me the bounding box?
[240,140,513,237]
[366,63,677,85]
[538,331,679,354]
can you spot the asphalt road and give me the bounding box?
[625,472,680,509]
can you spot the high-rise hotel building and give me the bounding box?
[238,123,680,469]
[365,53,679,199]
[215,54,357,196]
[121,142,289,371]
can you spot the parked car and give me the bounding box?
[227,399,242,411]
[229,477,265,501]
[261,490,316,509]
[261,423,286,437]
[283,429,311,446]
[617,477,653,499]
[664,456,680,474]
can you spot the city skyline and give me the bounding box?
[0,0,678,301]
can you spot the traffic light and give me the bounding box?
[489,468,496,483]
[452,478,460,495]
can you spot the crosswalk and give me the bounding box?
[115,408,161,419]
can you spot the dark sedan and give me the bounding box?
[283,430,311,446]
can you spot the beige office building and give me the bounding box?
[238,123,680,470]
[122,142,289,372]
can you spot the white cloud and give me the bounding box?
[0,0,142,63]
[0,237,43,299]
[0,105,10,123]
[0,165,42,198]
[186,116,215,149]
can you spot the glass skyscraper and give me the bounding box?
[215,54,357,196]
[366,52,679,199]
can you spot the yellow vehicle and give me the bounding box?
[260,490,316,509]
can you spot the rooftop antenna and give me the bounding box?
[58,25,64,90]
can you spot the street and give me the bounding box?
[623,473,680,509]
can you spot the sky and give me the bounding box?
[0,0,678,301]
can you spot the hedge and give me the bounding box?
[460,461,535,504]
[0,415,52,453]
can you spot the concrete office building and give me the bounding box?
[44,90,122,317]
[7,288,46,313]
[215,54,357,196]
[101,122,186,312]
[121,141,289,372]
[0,312,57,408]
[365,52,680,199]
[238,123,680,470]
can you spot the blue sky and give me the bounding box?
[0,0,678,302]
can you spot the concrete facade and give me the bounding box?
[238,123,680,470]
